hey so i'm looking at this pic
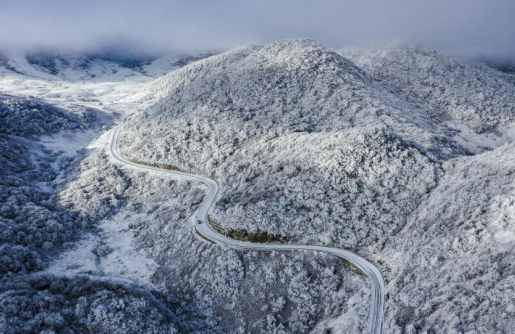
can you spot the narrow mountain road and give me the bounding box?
[109,125,385,334]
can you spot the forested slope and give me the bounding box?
[119,39,515,333]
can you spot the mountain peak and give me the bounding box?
[136,39,371,103]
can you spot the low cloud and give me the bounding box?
[1,0,514,58]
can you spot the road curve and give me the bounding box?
[109,125,385,334]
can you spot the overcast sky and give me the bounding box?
[1,0,514,58]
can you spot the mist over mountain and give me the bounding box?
[1,0,515,59]
[1,2,515,331]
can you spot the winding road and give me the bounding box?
[109,125,385,334]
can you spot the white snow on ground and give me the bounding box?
[3,51,59,80]
[42,127,159,287]
[0,54,166,285]
[40,129,100,157]
[0,52,161,120]
[45,211,159,287]
[446,121,515,154]
[0,51,212,107]
[494,230,515,244]
[310,292,367,333]
[0,71,150,108]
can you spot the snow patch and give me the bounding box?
[45,211,158,288]
[494,230,515,244]
[40,129,100,157]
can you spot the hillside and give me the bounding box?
[0,95,96,137]
[340,43,515,134]
[0,43,371,334]
[382,142,515,333]
[117,39,515,333]
[120,39,451,248]
[0,69,191,333]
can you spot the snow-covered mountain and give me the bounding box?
[116,39,515,333]
[340,42,515,133]
[0,43,370,334]
[0,50,214,81]
[119,39,477,249]
[2,39,515,334]
[334,42,515,333]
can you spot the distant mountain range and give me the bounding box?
[0,50,215,81]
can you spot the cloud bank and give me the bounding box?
[1,0,514,58]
